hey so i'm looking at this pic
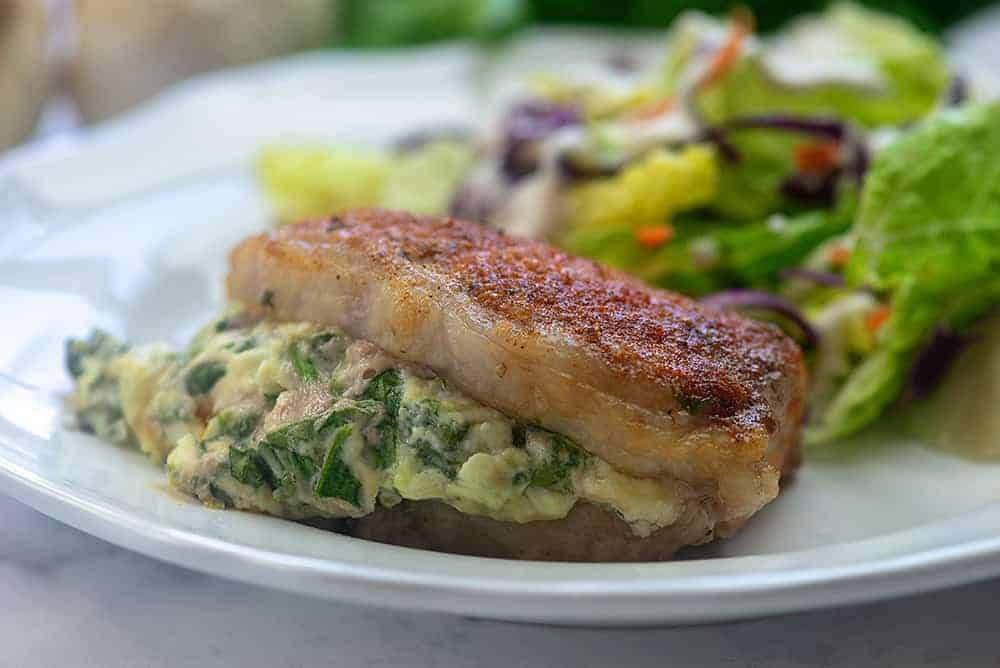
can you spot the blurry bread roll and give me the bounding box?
[70,0,336,123]
[0,0,50,150]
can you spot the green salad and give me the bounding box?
[256,3,999,452]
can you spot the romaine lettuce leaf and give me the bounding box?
[561,144,718,231]
[563,203,853,296]
[709,129,798,221]
[807,102,1000,445]
[670,4,949,128]
[847,102,1000,291]
[805,277,938,445]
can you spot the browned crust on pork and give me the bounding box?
[234,210,803,435]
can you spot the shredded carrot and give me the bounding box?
[865,305,891,333]
[631,97,675,122]
[697,18,751,90]
[828,245,851,267]
[794,141,842,175]
[635,223,676,248]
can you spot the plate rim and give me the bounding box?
[4,47,1000,626]
[5,441,1000,625]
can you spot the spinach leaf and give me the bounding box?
[412,439,456,479]
[208,482,234,506]
[257,442,317,488]
[229,446,267,487]
[314,425,361,505]
[265,417,320,451]
[361,369,403,469]
[185,361,226,396]
[228,337,256,353]
[409,398,469,447]
[526,433,582,491]
[65,330,129,379]
[289,341,319,382]
[215,412,259,440]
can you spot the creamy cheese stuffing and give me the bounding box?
[66,309,691,536]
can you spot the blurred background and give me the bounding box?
[1,0,996,151]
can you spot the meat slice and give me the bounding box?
[227,210,806,529]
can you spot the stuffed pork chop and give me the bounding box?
[67,209,806,561]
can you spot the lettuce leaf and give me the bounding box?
[807,102,1000,445]
[671,4,948,128]
[563,202,853,296]
[561,145,718,231]
[805,277,938,445]
[847,102,1000,291]
[257,146,388,223]
[257,140,474,223]
[709,129,798,221]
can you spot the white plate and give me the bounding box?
[3,38,1000,627]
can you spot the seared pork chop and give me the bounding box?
[227,210,806,535]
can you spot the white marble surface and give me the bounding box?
[2,492,999,668]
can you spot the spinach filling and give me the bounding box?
[185,361,226,396]
[228,407,366,507]
[66,330,128,380]
[399,397,471,479]
[289,342,318,382]
[64,331,135,446]
[315,425,360,504]
[289,331,343,382]
[68,316,595,523]
[361,369,403,469]
[519,433,581,492]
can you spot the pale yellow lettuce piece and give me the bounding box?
[258,141,475,224]
[562,144,718,232]
[529,73,661,120]
[258,146,388,223]
[380,141,476,214]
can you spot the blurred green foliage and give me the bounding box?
[531,0,991,32]
[339,0,529,47]
[338,0,993,47]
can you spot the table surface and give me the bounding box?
[4,492,1000,668]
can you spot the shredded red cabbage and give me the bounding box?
[393,126,474,153]
[700,289,819,348]
[844,140,870,184]
[947,75,969,108]
[724,115,847,140]
[698,126,743,162]
[780,170,841,207]
[500,101,581,181]
[555,151,622,181]
[909,327,969,399]
[712,113,872,193]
